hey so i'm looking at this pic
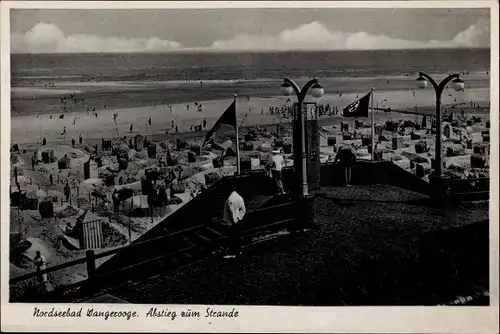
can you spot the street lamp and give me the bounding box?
[416,72,463,177]
[281,78,324,197]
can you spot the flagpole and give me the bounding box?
[234,94,241,175]
[370,87,375,161]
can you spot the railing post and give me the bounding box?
[429,174,450,207]
[290,195,315,233]
[86,249,96,280]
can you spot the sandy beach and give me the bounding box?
[11,73,490,146]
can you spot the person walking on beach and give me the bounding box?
[61,126,67,141]
[49,173,53,186]
[148,116,152,126]
[42,137,47,146]
[64,181,71,203]
[79,133,83,144]
[71,138,76,148]
[334,147,357,187]
[33,251,48,284]
[222,190,246,259]
[175,125,179,134]
[203,118,207,128]
[112,190,120,215]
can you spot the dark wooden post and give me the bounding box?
[86,249,96,279]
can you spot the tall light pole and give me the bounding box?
[416,72,464,176]
[281,78,324,197]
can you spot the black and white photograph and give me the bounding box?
[1,1,498,332]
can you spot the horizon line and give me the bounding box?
[10,46,491,56]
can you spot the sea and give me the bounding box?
[11,48,490,85]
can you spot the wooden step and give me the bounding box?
[166,256,181,266]
[204,225,226,238]
[190,230,213,243]
[180,251,195,262]
[181,237,197,248]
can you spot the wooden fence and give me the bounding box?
[9,200,299,301]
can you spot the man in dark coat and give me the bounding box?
[112,190,121,215]
[334,147,357,186]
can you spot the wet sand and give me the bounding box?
[11,72,489,116]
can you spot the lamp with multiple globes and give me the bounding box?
[279,78,324,197]
[416,73,464,92]
[414,72,465,178]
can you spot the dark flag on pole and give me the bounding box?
[342,92,372,118]
[202,100,237,148]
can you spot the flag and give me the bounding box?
[202,100,237,148]
[342,92,372,118]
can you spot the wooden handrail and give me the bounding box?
[94,219,213,259]
[450,177,490,182]
[95,245,196,281]
[450,191,490,196]
[9,200,297,286]
[35,217,299,302]
[9,257,88,284]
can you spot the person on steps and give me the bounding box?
[268,149,286,194]
[222,190,246,259]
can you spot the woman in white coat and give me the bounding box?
[222,190,246,258]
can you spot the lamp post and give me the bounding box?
[281,78,324,197]
[416,72,464,176]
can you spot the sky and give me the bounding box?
[10,8,491,53]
